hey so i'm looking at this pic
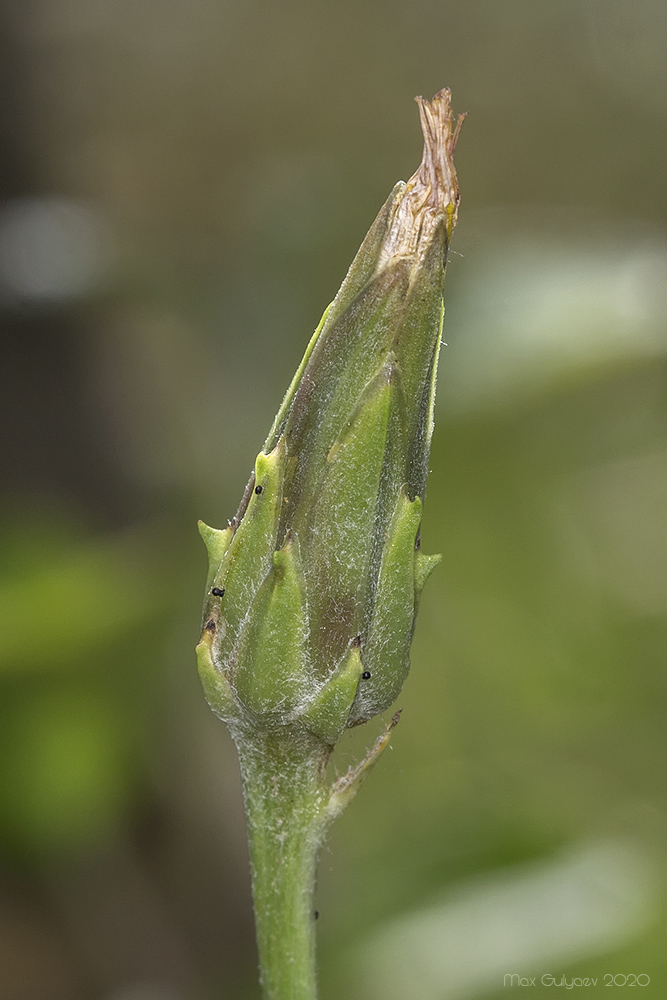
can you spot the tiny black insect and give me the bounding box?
[314,911,319,920]
[361,670,371,680]
[211,587,225,597]
[255,484,263,494]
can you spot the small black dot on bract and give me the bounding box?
[211,587,225,597]
[314,911,319,920]
[362,671,371,680]
[205,620,216,631]
[255,484,263,494]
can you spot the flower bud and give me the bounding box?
[197,89,463,744]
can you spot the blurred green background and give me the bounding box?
[1,1,666,998]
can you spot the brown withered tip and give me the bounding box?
[413,89,466,227]
[377,88,466,272]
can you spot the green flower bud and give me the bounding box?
[198,89,463,745]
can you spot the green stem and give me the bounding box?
[235,726,331,1000]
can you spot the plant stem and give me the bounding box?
[235,726,331,1000]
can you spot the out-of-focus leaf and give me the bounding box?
[0,688,130,854]
[0,525,172,673]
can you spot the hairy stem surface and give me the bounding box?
[235,728,330,1000]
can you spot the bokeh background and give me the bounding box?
[1,1,667,998]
